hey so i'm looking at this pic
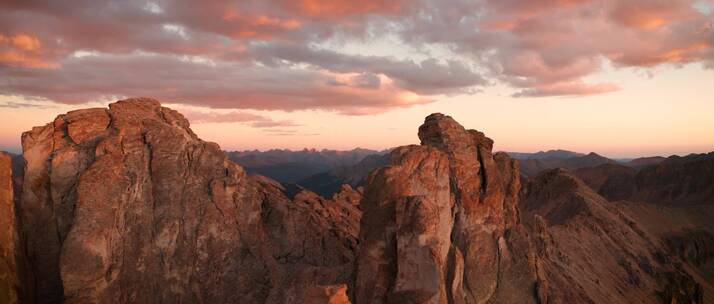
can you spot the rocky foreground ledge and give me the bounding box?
[0,98,706,304]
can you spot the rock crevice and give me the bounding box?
[12,98,361,304]
[355,113,530,304]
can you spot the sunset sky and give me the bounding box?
[1,0,713,157]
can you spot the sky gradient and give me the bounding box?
[1,0,713,157]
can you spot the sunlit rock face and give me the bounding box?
[7,100,711,304]
[353,113,706,304]
[16,98,360,304]
[354,113,534,304]
[0,152,20,304]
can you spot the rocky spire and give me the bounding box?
[354,113,530,303]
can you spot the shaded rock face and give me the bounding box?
[354,113,533,304]
[253,177,361,302]
[0,152,20,304]
[574,153,714,205]
[630,153,714,205]
[522,169,704,304]
[16,98,359,303]
[575,163,637,201]
[664,229,714,271]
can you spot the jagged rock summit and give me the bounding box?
[13,98,361,303]
[353,113,706,304]
[1,103,711,304]
[355,113,530,303]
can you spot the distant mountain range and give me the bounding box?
[229,147,674,197]
[297,153,391,197]
[506,149,585,160]
[226,148,386,184]
[575,152,714,205]
[507,150,671,177]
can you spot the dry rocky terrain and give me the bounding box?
[0,98,711,303]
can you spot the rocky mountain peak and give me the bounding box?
[418,113,494,152]
[11,98,360,303]
[1,103,711,304]
[356,113,527,303]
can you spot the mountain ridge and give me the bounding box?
[0,99,711,304]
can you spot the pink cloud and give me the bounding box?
[0,53,432,115]
[512,81,620,97]
[0,0,711,107]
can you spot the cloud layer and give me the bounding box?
[1,0,712,114]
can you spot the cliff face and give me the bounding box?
[0,152,20,304]
[353,113,708,304]
[354,113,534,303]
[6,101,712,304]
[16,98,360,303]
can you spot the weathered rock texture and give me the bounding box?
[15,98,360,303]
[522,169,705,303]
[0,152,20,304]
[354,113,534,303]
[7,102,714,304]
[354,113,711,304]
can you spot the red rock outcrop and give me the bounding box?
[0,152,20,304]
[16,98,359,303]
[331,184,363,207]
[354,113,534,303]
[8,101,713,304]
[354,113,711,304]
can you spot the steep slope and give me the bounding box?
[15,98,360,303]
[575,152,714,204]
[575,163,637,201]
[630,152,714,205]
[522,169,703,303]
[612,200,714,299]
